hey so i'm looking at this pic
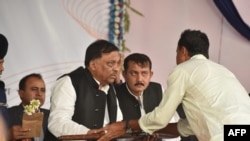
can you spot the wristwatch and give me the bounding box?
[125,120,133,134]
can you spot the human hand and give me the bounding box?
[21,139,32,141]
[141,133,159,141]
[114,53,124,84]
[10,125,32,140]
[88,121,126,141]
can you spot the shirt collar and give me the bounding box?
[94,77,110,94]
[190,54,208,60]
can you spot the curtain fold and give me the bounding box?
[213,0,250,40]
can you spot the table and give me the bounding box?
[58,132,177,141]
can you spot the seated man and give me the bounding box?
[8,73,50,141]
[115,53,180,141]
[44,39,123,141]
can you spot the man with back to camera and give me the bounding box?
[88,29,250,141]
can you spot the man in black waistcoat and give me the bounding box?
[44,39,123,141]
[8,73,50,141]
[115,53,180,141]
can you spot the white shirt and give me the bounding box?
[48,76,123,137]
[139,55,250,141]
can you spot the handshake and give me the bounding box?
[59,120,176,141]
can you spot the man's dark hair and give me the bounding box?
[84,39,119,67]
[177,29,209,58]
[0,34,8,59]
[123,53,152,71]
[19,73,43,90]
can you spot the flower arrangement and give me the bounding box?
[22,99,43,138]
[24,99,41,115]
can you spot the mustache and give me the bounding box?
[135,83,144,86]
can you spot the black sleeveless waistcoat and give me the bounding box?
[115,82,162,120]
[44,67,117,141]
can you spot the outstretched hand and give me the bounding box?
[88,121,126,141]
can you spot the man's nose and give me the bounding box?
[137,74,143,81]
[113,63,120,71]
[36,91,43,96]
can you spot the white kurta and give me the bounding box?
[139,55,250,141]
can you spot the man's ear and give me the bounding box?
[182,46,190,58]
[18,89,24,99]
[89,60,96,71]
[122,70,126,79]
[180,46,186,54]
[150,71,153,78]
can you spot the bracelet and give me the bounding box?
[125,120,132,134]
